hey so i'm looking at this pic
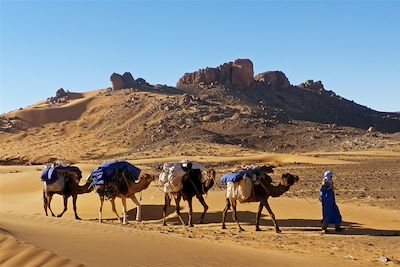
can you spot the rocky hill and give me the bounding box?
[177,59,400,133]
[0,59,399,164]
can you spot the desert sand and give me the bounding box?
[1,159,399,267]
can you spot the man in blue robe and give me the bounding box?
[320,171,343,233]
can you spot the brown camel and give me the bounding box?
[222,172,299,232]
[96,173,155,224]
[43,170,93,220]
[163,168,216,227]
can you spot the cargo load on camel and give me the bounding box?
[158,161,205,193]
[88,161,141,199]
[41,162,82,192]
[220,165,274,202]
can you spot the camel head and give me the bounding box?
[259,165,275,174]
[203,168,216,191]
[280,173,299,187]
[141,173,156,183]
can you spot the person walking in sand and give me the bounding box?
[319,171,343,233]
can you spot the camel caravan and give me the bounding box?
[40,160,299,232]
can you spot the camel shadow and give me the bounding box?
[127,204,400,237]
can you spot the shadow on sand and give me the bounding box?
[121,204,400,237]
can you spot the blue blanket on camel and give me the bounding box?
[220,166,270,185]
[41,166,82,185]
[90,161,141,186]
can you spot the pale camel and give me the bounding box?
[222,172,299,232]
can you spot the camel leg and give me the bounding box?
[255,202,264,231]
[174,195,186,226]
[43,190,48,216]
[130,194,142,222]
[47,194,56,217]
[196,194,208,224]
[187,197,194,227]
[57,195,68,217]
[264,201,281,233]
[110,198,121,223]
[72,195,81,220]
[162,194,170,226]
[222,198,231,229]
[98,196,104,223]
[231,200,244,232]
[121,197,128,225]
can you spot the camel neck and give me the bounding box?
[132,179,151,193]
[269,183,290,197]
[75,181,93,194]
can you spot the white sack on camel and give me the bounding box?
[159,163,186,193]
[226,176,253,202]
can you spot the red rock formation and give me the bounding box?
[231,59,254,87]
[177,59,254,88]
[299,80,324,91]
[110,73,127,90]
[110,72,146,90]
[254,71,290,89]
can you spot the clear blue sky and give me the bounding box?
[1,0,399,113]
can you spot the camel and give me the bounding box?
[163,168,216,227]
[95,173,155,224]
[222,172,299,232]
[43,167,93,220]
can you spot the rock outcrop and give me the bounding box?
[110,72,147,90]
[299,80,324,91]
[177,59,254,88]
[254,71,290,89]
[56,88,67,98]
[110,73,128,90]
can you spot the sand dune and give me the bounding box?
[5,93,97,125]
[0,232,84,267]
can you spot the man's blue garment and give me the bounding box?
[320,186,342,225]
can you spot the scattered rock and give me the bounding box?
[378,256,390,263]
[368,126,376,132]
[344,255,355,260]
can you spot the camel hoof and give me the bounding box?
[56,214,62,218]
[163,222,167,226]
[255,227,262,232]
[189,224,194,227]
[75,217,81,220]
[239,228,245,232]
[222,226,227,230]
[276,229,282,233]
